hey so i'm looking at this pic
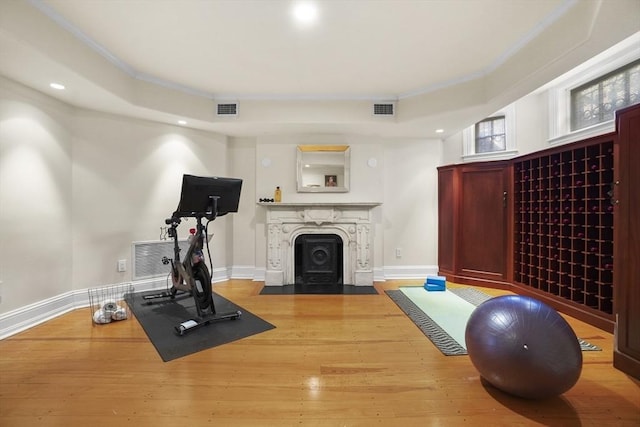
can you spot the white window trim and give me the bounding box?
[546,33,640,147]
[462,104,517,162]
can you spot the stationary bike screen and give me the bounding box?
[174,174,242,220]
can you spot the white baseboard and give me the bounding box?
[0,277,187,340]
[231,265,259,280]
[382,265,439,280]
[232,266,436,283]
[0,290,80,340]
[252,267,266,282]
[0,264,438,339]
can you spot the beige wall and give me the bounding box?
[246,133,438,278]
[70,109,231,290]
[0,68,617,315]
[0,77,236,313]
[382,138,442,271]
[0,76,446,314]
[228,137,257,275]
[0,63,622,315]
[0,79,73,311]
[441,91,551,166]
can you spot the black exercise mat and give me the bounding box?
[259,284,378,295]
[127,291,275,362]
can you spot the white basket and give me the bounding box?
[88,283,134,325]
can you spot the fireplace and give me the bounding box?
[295,234,343,285]
[260,202,380,286]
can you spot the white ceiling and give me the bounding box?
[0,0,639,138]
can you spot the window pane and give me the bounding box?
[475,116,506,153]
[492,133,505,151]
[476,136,494,153]
[571,60,640,131]
[476,121,490,137]
[493,118,505,134]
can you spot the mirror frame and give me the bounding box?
[297,145,350,193]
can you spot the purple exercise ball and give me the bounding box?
[465,295,582,399]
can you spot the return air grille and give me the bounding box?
[217,103,238,116]
[373,103,395,116]
[132,240,189,280]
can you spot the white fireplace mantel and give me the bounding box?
[258,202,381,209]
[258,202,381,286]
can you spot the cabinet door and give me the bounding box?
[458,165,509,281]
[438,167,456,275]
[613,105,640,380]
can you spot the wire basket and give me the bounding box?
[88,282,134,325]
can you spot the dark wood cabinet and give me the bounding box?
[438,161,511,288]
[613,105,640,380]
[438,104,639,379]
[437,167,456,274]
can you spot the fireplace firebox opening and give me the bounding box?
[294,234,343,285]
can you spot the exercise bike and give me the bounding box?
[143,188,242,335]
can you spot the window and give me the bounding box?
[547,33,639,145]
[570,59,640,131]
[475,116,506,153]
[462,104,516,161]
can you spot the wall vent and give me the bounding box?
[216,103,238,116]
[373,103,395,116]
[132,240,189,280]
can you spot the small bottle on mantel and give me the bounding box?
[274,186,282,203]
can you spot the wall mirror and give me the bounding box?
[297,145,350,193]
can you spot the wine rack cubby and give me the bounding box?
[513,140,615,314]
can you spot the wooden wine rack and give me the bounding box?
[513,139,615,315]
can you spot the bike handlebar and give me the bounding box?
[165,216,181,225]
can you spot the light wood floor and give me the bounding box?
[1,280,638,426]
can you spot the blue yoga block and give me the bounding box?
[425,283,446,292]
[424,275,446,291]
[426,275,446,286]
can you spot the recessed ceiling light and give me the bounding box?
[435,129,444,133]
[178,120,187,125]
[292,2,318,25]
[50,83,65,90]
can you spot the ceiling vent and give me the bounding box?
[373,103,395,116]
[216,103,238,116]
